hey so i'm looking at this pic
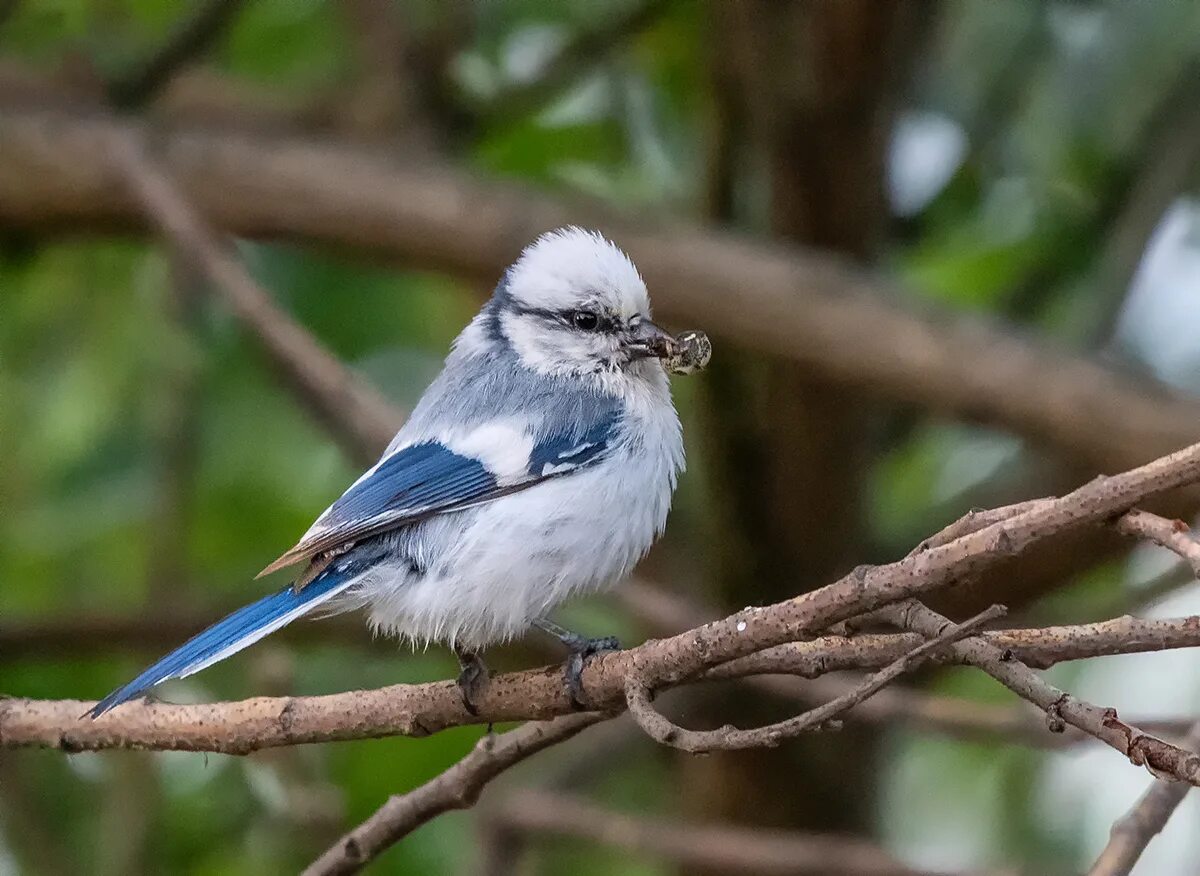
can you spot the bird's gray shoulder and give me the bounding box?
[397,341,625,448]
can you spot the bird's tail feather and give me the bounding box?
[87,568,356,719]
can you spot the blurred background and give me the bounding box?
[4,1,1200,873]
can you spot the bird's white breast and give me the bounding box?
[355,368,682,650]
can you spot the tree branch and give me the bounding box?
[102,125,402,465]
[108,0,248,109]
[1086,721,1200,876]
[477,0,673,122]
[624,605,1005,753]
[771,673,1194,751]
[1114,510,1200,577]
[705,614,1200,681]
[4,610,1199,749]
[5,609,1200,755]
[302,714,604,875]
[882,601,1200,786]
[3,105,1200,472]
[1079,59,1200,346]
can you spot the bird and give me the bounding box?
[89,227,687,718]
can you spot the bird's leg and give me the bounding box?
[533,617,620,709]
[453,646,489,716]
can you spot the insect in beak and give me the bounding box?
[624,320,713,375]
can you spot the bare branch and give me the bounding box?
[108,0,248,109]
[5,610,1200,755]
[904,500,1056,557]
[625,606,1006,753]
[9,433,1200,783]
[4,106,1200,472]
[303,714,603,876]
[882,601,1200,785]
[483,789,985,876]
[4,608,1199,749]
[706,614,1200,680]
[1087,721,1200,876]
[772,674,1196,750]
[618,581,1194,748]
[479,0,672,122]
[1080,60,1200,346]
[337,0,434,146]
[1115,510,1200,577]
[102,126,402,465]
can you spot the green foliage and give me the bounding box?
[4,0,1200,873]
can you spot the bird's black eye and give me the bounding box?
[570,310,600,331]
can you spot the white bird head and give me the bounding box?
[484,227,673,382]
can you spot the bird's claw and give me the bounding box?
[454,649,490,716]
[562,635,620,709]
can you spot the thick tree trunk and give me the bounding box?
[686,0,933,854]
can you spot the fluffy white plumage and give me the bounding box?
[344,228,683,647]
[506,227,650,316]
[90,227,685,716]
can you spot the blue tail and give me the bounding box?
[88,568,356,719]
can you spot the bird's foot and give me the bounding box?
[454,648,490,716]
[563,635,620,709]
[533,618,620,709]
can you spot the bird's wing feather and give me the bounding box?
[258,406,622,577]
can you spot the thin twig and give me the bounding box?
[1081,59,1200,346]
[624,606,1006,753]
[108,0,248,109]
[1086,721,1200,876]
[882,601,1200,786]
[705,615,1200,679]
[763,673,1198,751]
[1115,510,1200,577]
[102,127,402,466]
[303,714,604,876]
[619,581,1190,749]
[478,0,672,122]
[904,500,1057,557]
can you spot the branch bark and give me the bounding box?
[1115,510,1200,577]
[477,0,673,123]
[5,609,1200,755]
[108,0,248,109]
[881,601,1200,786]
[303,714,603,875]
[102,126,403,465]
[1086,721,1200,876]
[3,106,1200,472]
[625,605,1005,753]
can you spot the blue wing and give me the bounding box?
[259,410,621,577]
[528,413,617,476]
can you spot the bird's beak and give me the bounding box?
[624,318,673,360]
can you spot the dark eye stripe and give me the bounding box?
[563,309,617,333]
[506,301,619,332]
